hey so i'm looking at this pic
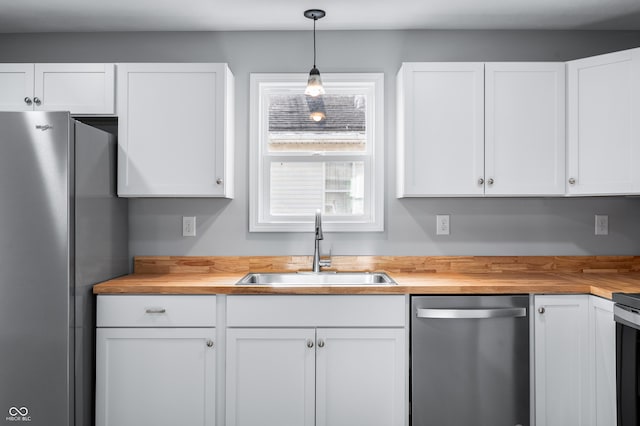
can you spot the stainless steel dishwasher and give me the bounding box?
[411,295,530,426]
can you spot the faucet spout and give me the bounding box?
[315,210,323,241]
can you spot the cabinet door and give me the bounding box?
[485,63,565,196]
[589,296,616,426]
[226,328,315,426]
[117,63,233,197]
[315,328,405,426]
[397,62,484,196]
[534,295,590,426]
[0,64,34,111]
[567,48,640,195]
[95,328,216,426]
[34,63,115,114]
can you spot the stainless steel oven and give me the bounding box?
[613,293,640,426]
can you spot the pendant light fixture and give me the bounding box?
[304,9,326,98]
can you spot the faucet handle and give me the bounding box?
[319,247,332,268]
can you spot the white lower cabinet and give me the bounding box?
[93,292,616,426]
[315,328,405,426]
[589,296,616,426]
[534,294,615,426]
[226,328,316,426]
[95,295,217,426]
[225,295,407,426]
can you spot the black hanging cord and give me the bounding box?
[313,17,317,68]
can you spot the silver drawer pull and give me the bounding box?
[416,307,526,319]
[145,308,166,314]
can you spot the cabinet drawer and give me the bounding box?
[227,295,406,327]
[97,295,216,327]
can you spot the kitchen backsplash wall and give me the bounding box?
[2,30,640,257]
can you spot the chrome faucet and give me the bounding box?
[312,210,331,272]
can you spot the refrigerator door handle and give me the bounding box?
[416,307,527,319]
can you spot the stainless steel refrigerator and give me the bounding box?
[0,111,128,426]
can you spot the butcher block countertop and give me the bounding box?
[93,256,640,299]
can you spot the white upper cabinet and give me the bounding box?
[567,48,640,195]
[0,64,33,111]
[485,63,566,196]
[0,63,115,114]
[397,62,485,197]
[117,63,234,198]
[397,62,565,197]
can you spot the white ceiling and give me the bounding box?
[1,0,640,33]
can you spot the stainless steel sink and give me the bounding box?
[235,272,396,286]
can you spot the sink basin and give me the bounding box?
[235,272,396,286]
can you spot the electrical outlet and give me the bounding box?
[182,216,196,237]
[595,214,608,236]
[436,215,450,235]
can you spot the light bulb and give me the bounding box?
[310,111,326,122]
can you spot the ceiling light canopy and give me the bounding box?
[304,9,326,98]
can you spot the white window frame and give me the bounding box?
[249,73,384,232]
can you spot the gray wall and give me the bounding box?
[3,30,640,257]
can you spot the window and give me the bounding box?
[250,73,384,232]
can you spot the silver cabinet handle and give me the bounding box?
[538,307,545,314]
[306,339,314,348]
[478,177,484,185]
[317,339,325,348]
[416,307,526,319]
[24,97,33,106]
[206,339,214,348]
[568,178,576,185]
[216,178,223,185]
[487,178,494,185]
[145,308,166,314]
[33,97,41,106]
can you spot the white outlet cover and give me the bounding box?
[182,216,196,237]
[595,214,608,236]
[436,215,450,235]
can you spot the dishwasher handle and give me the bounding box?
[416,307,527,319]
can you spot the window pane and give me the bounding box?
[268,94,366,153]
[270,161,365,216]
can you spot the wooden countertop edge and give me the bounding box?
[93,271,640,299]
